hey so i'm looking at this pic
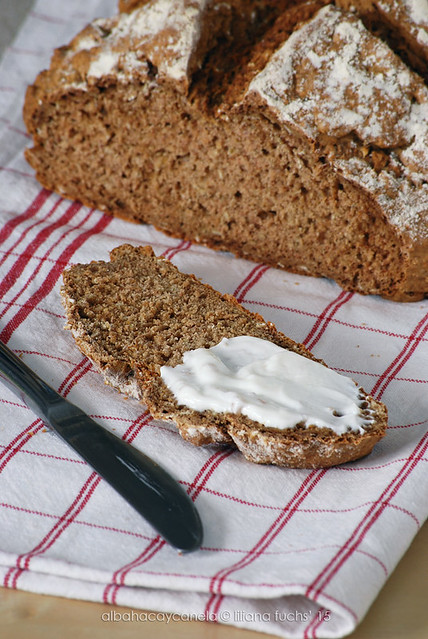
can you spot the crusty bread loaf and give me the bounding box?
[60,244,387,468]
[24,0,428,301]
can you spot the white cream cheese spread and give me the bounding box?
[160,336,372,435]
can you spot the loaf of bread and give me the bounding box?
[24,0,428,301]
[61,244,387,468]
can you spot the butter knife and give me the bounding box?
[0,340,203,553]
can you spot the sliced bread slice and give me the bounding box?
[61,244,387,468]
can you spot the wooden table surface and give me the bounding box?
[0,520,426,639]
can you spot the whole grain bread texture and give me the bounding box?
[61,244,387,469]
[24,0,428,302]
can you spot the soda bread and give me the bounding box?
[24,0,428,301]
[60,244,387,468]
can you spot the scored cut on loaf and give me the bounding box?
[23,0,428,302]
[61,244,387,469]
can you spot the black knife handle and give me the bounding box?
[0,340,61,419]
[0,341,203,552]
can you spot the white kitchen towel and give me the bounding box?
[0,1,427,638]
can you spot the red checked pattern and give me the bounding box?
[0,2,427,638]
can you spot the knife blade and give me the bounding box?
[0,340,203,553]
